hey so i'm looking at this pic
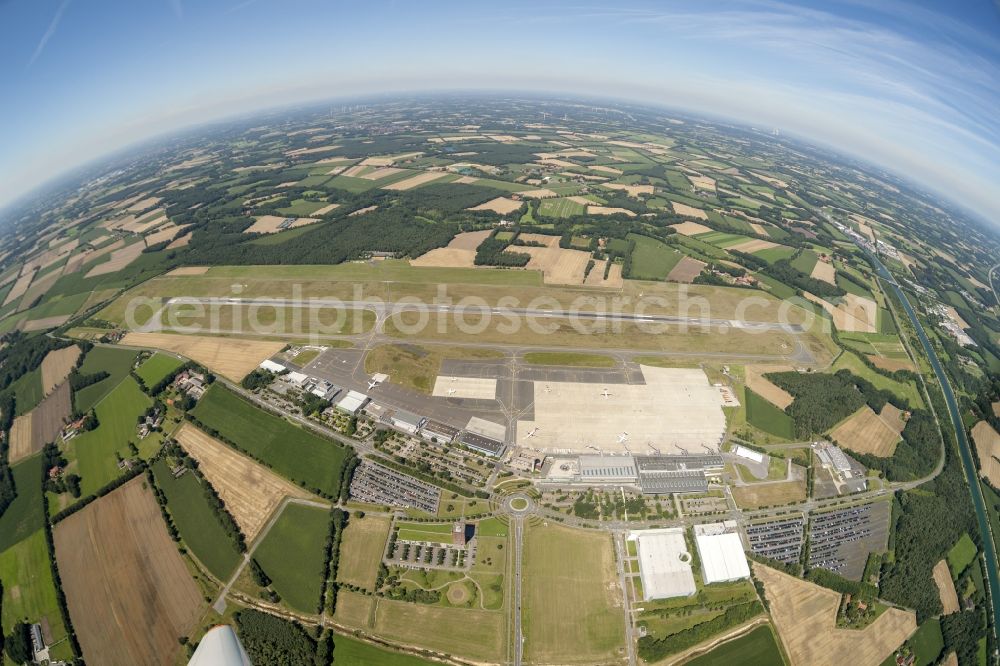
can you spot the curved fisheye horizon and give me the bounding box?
[1,3,1000,666]
[0,0,999,225]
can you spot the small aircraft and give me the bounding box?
[447,388,457,395]
[601,389,612,399]
[525,427,539,439]
[617,432,629,444]
[368,379,381,390]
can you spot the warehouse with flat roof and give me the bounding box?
[694,522,751,585]
[629,528,697,599]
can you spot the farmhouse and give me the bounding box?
[694,522,751,584]
[629,528,697,600]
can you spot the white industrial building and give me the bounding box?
[286,370,309,386]
[694,522,751,585]
[335,390,369,415]
[733,445,764,464]
[629,528,697,599]
[259,359,286,373]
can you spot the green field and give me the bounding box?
[745,387,795,439]
[697,231,750,248]
[73,346,138,412]
[191,385,347,497]
[0,457,45,552]
[395,522,455,544]
[9,368,44,416]
[538,197,585,218]
[627,233,684,280]
[134,352,184,388]
[254,503,329,613]
[829,351,923,408]
[947,533,977,576]
[791,250,819,275]
[683,625,784,666]
[522,352,616,367]
[0,530,71,662]
[337,514,391,590]
[151,459,242,580]
[333,634,438,665]
[72,376,152,496]
[754,246,797,263]
[522,522,624,664]
[277,198,329,217]
[908,618,944,666]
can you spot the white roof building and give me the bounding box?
[733,445,764,464]
[286,371,308,385]
[629,528,696,599]
[694,527,751,585]
[259,359,285,373]
[335,390,369,415]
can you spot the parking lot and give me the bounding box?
[746,515,805,565]
[807,501,890,580]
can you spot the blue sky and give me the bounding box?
[1,0,998,223]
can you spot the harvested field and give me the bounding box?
[805,293,877,333]
[8,415,32,465]
[811,260,837,285]
[688,174,717,190]
[755,563,916,666]
[3,269,36,307]
[312,203,340,216]
[521,188,559,199]
[144,223,189,246]
[879,403,907,434]
[409,248,477,269]
[933,559,959,615]
[745,365,794,409]
[868,355,916,372]
[666,256,707,283]
[537,158,578,169]
[409,230,491,268]
[174,423,313,540]
[589,165,623,175]
[125,196,162,212]
[972,421,1000,488]
[450,229,494,250]
[18,270,62,311]
[244,215,320,234]
[119,332,283,381]
[671,203,709,220]
[382,171,448,190]
[520,245,617,286]
[9,382,72,464]
[749,222,769,236]
[584,259,624,287]
[358,167,406,180]
[166,266,209,276]
[728,238,778,254]
[41,346,81,395]
[349,205,378,216]
[830,405,900,456]
[362,152,421,166]
[337,514,392,589]
[602,183,653,197]
[84,242,144,277]
[588,206,636,217]
[167,233,192,249]
[671,221,712,239]
[54,477,203,666]
[469,197,524,215]
[341,164,368,177]
[22,315,70,332]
